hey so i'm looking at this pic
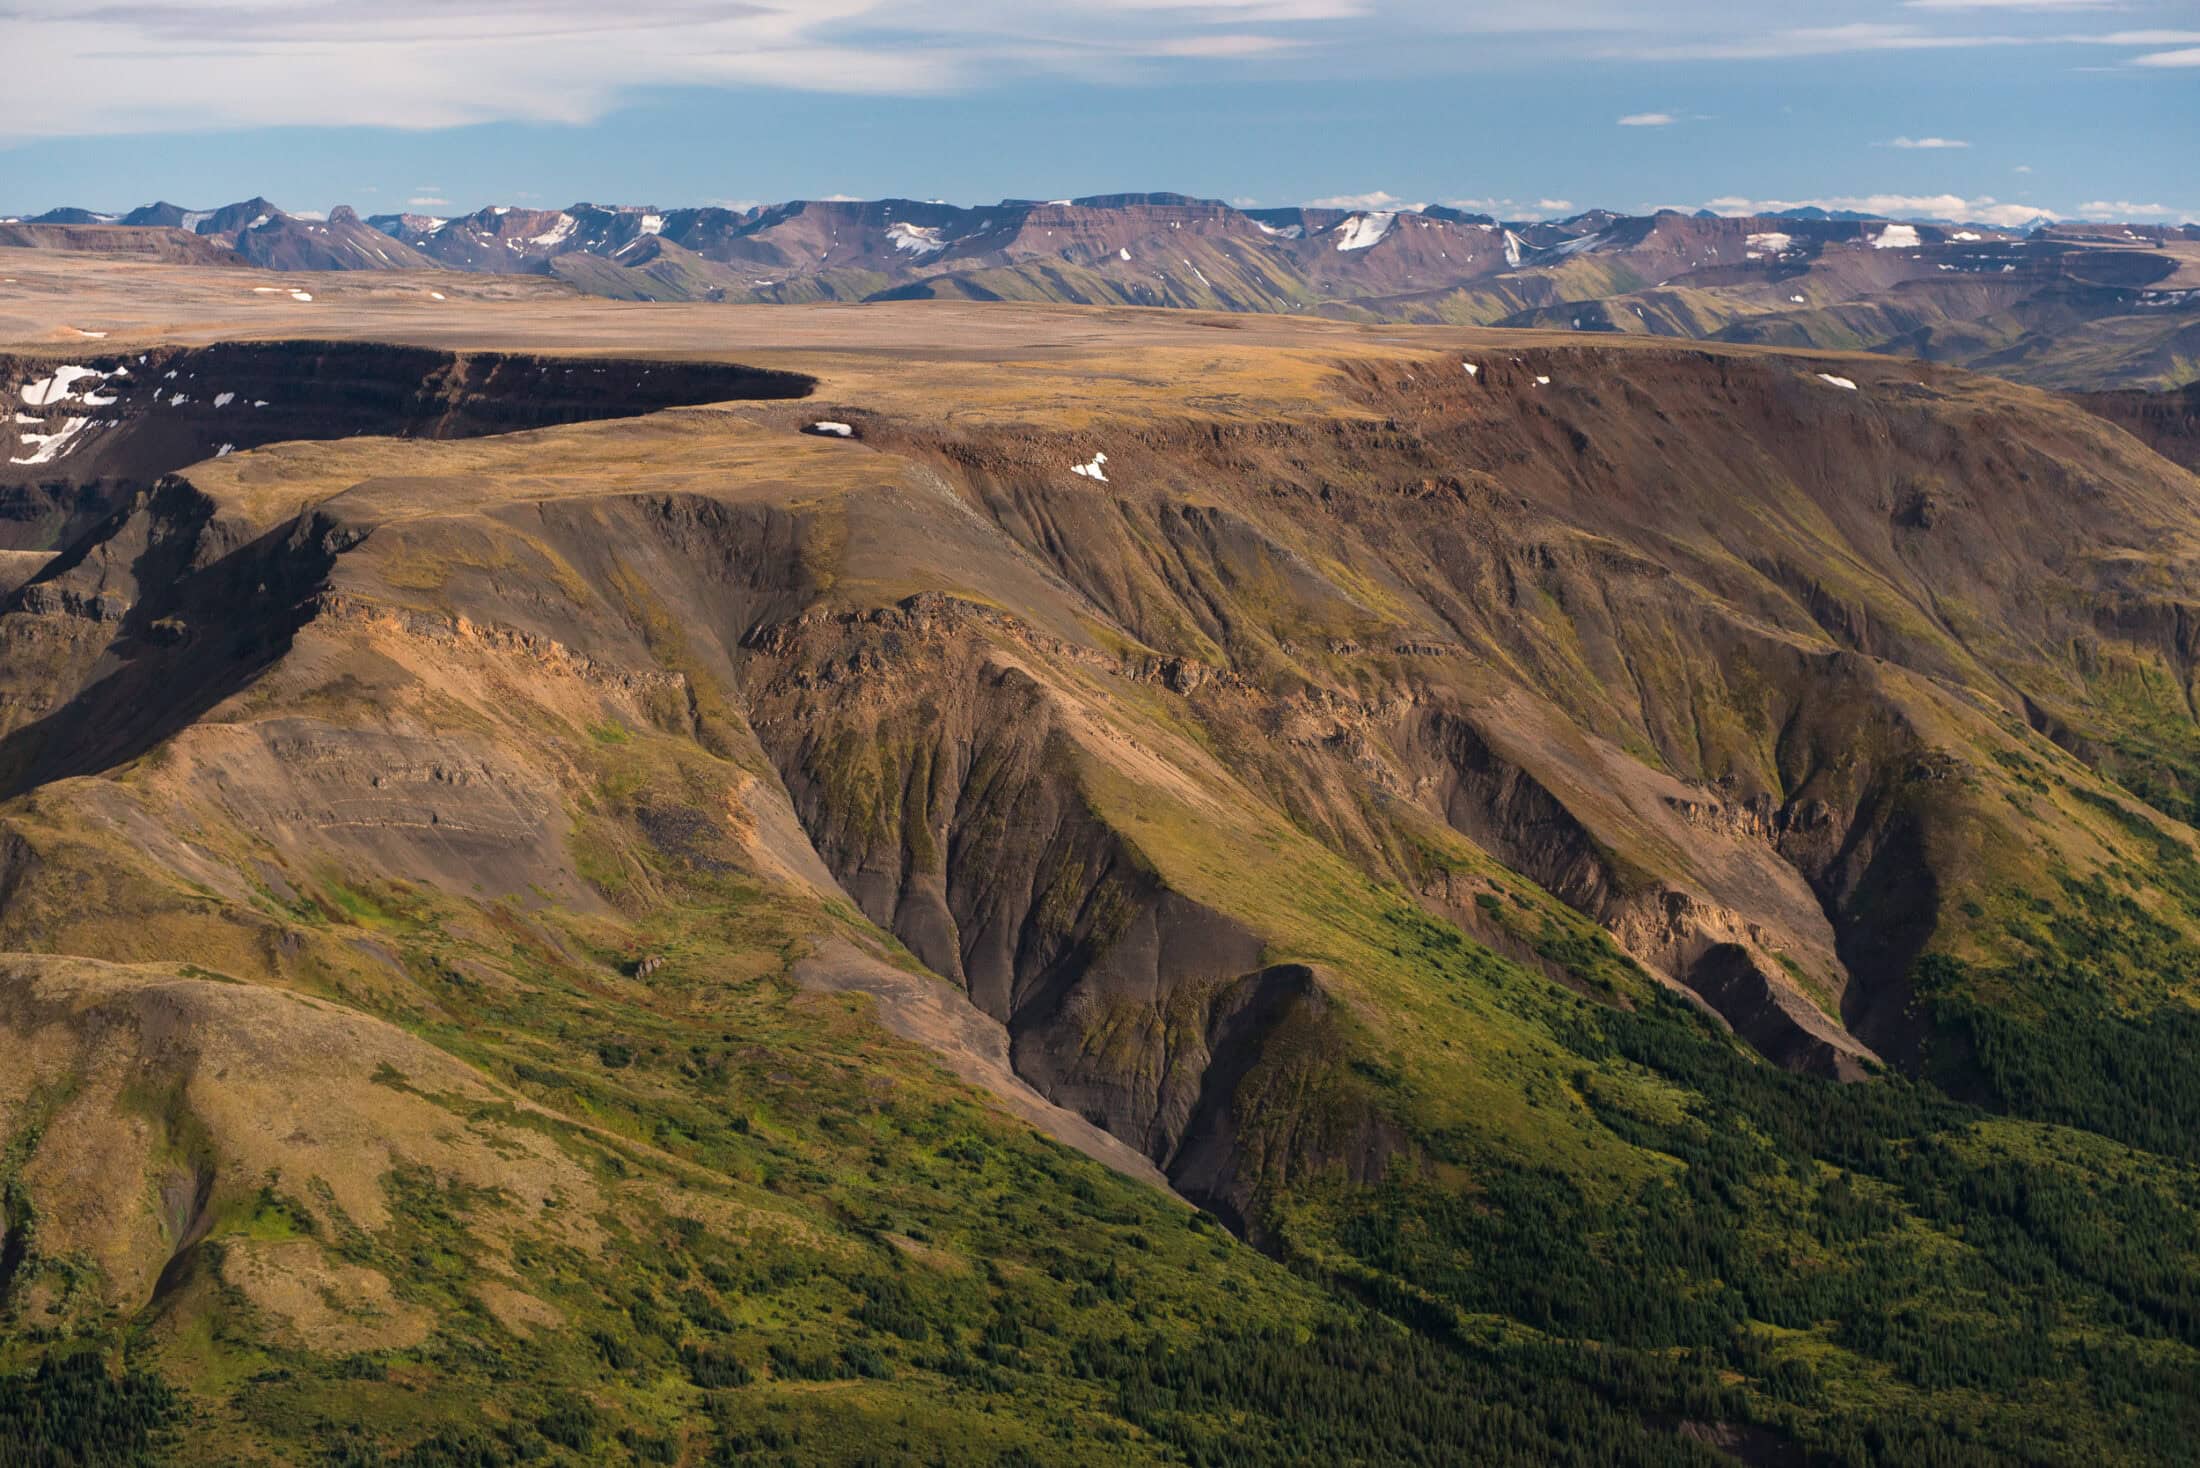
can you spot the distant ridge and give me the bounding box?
[6,192,2195,389]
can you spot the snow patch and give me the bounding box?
[810,421,854,437]
[1070,451,1109,482]
[1817,373,1859,391]
[1118,247,1131,261]
[887,222,947,256]
[1533,375,1551,387]
[1462,362,1479,377]
[289,290,314,302]
[1746,231,1793,254]
[528,213,577,247]
[1872,224,1920,250]
[430,291,446,300]
[1333,212,1396,252]
[216,443,236,457]
[1951,230,1983,242]
[9,416,91,465]
[213,391,235,408]
[19,366,107,407]
[639,213,665,235]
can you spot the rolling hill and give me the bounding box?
[2,279,2200,1462]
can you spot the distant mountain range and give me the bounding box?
[7,193,2197,389]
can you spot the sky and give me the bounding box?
[2,0,2195,224]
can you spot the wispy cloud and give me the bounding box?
[1884,136,1971,148]
[1635,23,2029,60]
[1,0,2187,142]
[1905,0,2117,10]
[2071,31,2200,44]
[1706,192,2059,228]
[2076,200,2198,220]
[1303,190,1425,211]
[1444,196,1573,220]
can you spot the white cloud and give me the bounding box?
[1617,112,1675,126]
[1706,192,2061,228]
[407,195,451,207]
[2076,200,2198,221]
[2134,46,2200,64]
[1636,23,2031,60]
[1148,33,1302,57]
[1885,136,1971,148]
[2014,163,2034,173]
[1443,196,1569,220]
[2071,31,2200,44]
[1303,190,1425,211]
[1906,0,2116,9]
[2,0,2147,140]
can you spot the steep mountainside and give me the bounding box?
[3,303,2200,1464]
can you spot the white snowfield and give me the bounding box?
[213,392,236,408]
[1817,373,1859,391]
[1333,212,1396,252]
[1872,224,1920,250]
[1462,362,1480,377]
[1746,231,1794,254]
[20,365,108,407]
[289,290,313,302]
[640,214,665,236]
[810,421,854,437]
[528,213,578,247]
[887,222,947,256]
[1071,451,1109,482]
[9,416,92,465]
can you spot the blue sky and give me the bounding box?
[4,1,2195,224]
